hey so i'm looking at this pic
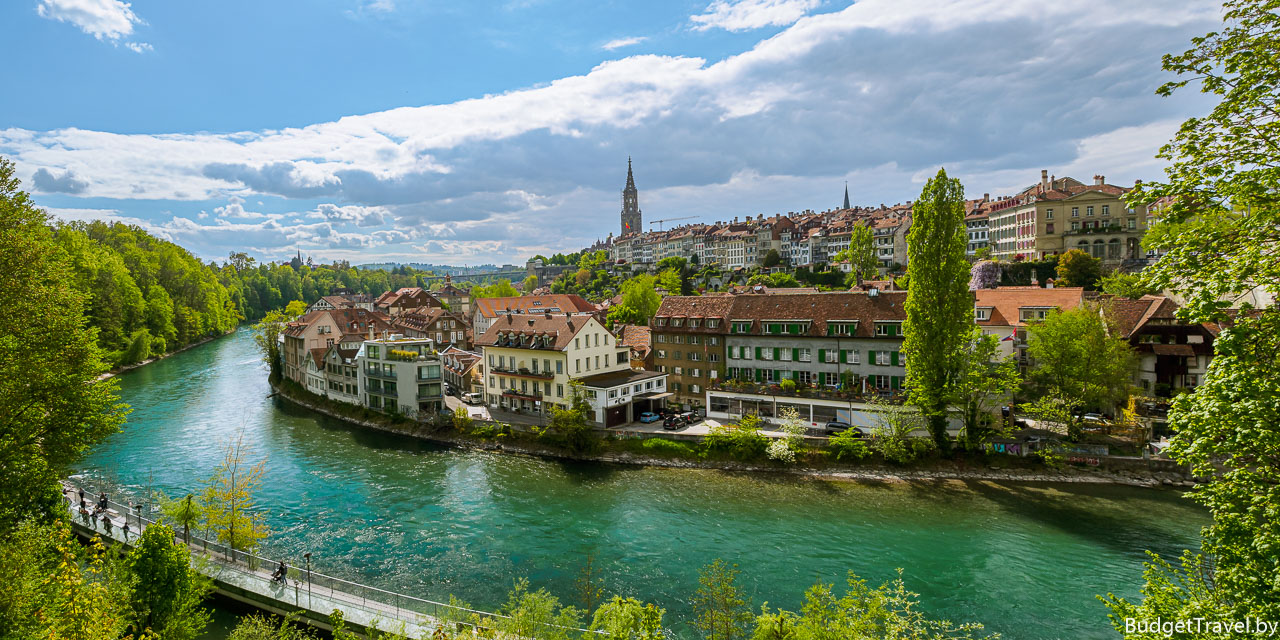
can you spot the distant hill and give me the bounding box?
[356,262,511,274]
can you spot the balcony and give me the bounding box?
[490,365,555,380]
[709,380,905,404]
[501,389,543,401]
[364,367,396,380]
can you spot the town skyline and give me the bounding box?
[2,0,1224,265]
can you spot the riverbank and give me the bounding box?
[271,380,1194,489]
[98,330,235,380]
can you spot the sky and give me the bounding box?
[1,0,1223,266]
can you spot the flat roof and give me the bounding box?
[578,369,666,389]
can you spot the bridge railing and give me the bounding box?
[65,479,604,638]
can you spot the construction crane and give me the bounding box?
[648,216,697,231]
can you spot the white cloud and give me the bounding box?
[690,0,819,32]
[309,203,391,227]
[37,0,150,49]
[601,36,648,51]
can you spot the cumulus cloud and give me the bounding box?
[602,36,648,50]
[32,167,89,193]
[10,0,1223,262]
[691,0,819,32]
[37,0,151,51]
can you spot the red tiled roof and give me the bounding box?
[473,294,597,319]
[974,287,1086,327]
[474,313,597,350]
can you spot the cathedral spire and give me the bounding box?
[843,182,851,210]
[621,157,642,236]
[626,156,636,191]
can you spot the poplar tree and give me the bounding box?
[202,431,269,560]
[902,168,972,450]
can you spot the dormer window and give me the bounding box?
[975,308,991,321]
[672,318,684,327]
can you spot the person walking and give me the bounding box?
[122,521,130,541]
[98,492,108,511]
[78,488,85,504]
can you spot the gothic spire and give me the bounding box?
[625,156,636,192]
[843,182,851,210]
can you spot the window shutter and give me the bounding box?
[792,348,799,361]
[773,348,781,361]
[839,350,848,364]
[754,368,763,383]
[868,350,876,365]
[755,347,763,360]
[891,351,899,367]
[818,350,826,363]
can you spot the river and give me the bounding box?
[77,328,1208,639]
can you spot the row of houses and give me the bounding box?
[590,169,1154,273]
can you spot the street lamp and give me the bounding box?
[304,552,312,609]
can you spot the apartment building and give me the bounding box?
[471,294,597,335]
[356,335,445,417]
[282,308,393,385]
[987,171,1148,265]
[475,313,668,426]
[651,296,735,410]
[392,306,472,351]
[973,286,1087,363]
[440,346,483,396]
[374,287,441,315]
[1104,295,1216,396]
[434,275,473,316]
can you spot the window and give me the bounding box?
[827,322,853,336]
[1045,223,1054,234]
[1071,207,1079,217]
[875,323,899,337]
[575,338,580,349]
[975,308,990,321]
[1128,218,1137,230]
[706,319,719,328]
[690,369,701,378]
[1102,205,1110,216]
[575,359,581,373]
[689,319,700,328]
[690,384,701,394]
[617,352,626,365]
[367,346,381,360]
[674,367,683,375]
[709,353,720,363]
[876,351,891,366]
[798,348,811,362]
[780,349,792,362]
[1046,208,1054,219]
[847,350,860,364]
[1086,206,1094,216]
[673,351,682,360]
[556,360,563,374]
[655,334,666,343]
[595,356,600,368]
[709,337,720,346]
[689,335,700,345]
[689,352,701,362]
[761,348,773,361]
[1071,221,1080,231]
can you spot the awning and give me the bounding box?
[1152,344,1196,357]
[635,391,674,399]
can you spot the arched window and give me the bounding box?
[1108,238,1122,259]
[1092,239,1105,259]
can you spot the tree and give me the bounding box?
[494,578,583,640]
[575,553,605,614]
[868,399,935,465]
[283,300,309,318]
[1098,269,1155,299]
[252,309,290,383]
[122,328,153,366]
[836,224,879,282]
[591,597,665,640]
[160,492,203,543]
[692,560,753,640]
[521,274,539,293]
[656,268,682,295]
[902,168,973,451]
[126,524,211,639]
[761,249,782,268]
[202,430,269,559]
[607,274,662,327]
[967,260,1001,290]
[0,158,128,524]
[471,279,520,298]
[952,327,1020,449]
[1054,248,1102,289]
[548,382,599,454]
[765,406,806,464]
[1024,307,1135,440]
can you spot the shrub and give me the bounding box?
[640,438,697,457]
[452,405,473,433]
[779,379,796,393]
[703,416,769,460]
[828,432,871,461]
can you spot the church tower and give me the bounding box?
[843,182,851,210]
[620,157,642,236]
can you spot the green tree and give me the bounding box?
[607,274,662,327]
[761,249,782,268]
[521,274,539,292]
[1024,307,1135,440]
[575,553,605,614]
[902,168,972,451]
[160,492,203,543]
[471,279,520,298]
[591,597,665,640]
[1054,248,1102,289]
[202,431,269,558]
[283,300,309,318]
[952,327,1020,449]
[493,578,583,640]
[121,328,153,366]
[252,309,290,383]
[1098,268,1156,299]
[548,382,599,454]
[836,224,879,282]
[692,560,753,640]
[0,159,128,524]
[126,524,211,639]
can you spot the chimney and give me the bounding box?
[983,193,990,202]
[1041,169,1050,191]
[1094,175,1105,186]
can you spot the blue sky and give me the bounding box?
[2,0,1222,265]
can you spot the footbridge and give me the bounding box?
[62,480,600,639]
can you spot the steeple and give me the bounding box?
[843,182,851,210]
[621,157,642,236]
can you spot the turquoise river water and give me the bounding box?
[77,328,1207,639]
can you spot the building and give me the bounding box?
[973,286,1087,363]
[618,324,655,370]
[965,197,990,256]
[374,287,441,315]
[987,171,1149,265]
[474,312,668,426]
[440,346,483,396]
[434,275,473,317]
[1104,295,1215,396]
[392,306,472,351]
[302,342,361,405]
[357,335,445,417]
[620,158,642,236]
[471,294,598,335]
[282,308,394,385]
[651,295,734,410]
[307,293,374,314]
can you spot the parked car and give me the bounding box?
[825,421,854,436]
[638,412,660,424]
[444,383,455,396]
[462,392,483,405]
[679,411,699,424]
[663,415,685,430]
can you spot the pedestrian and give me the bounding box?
[78,488,84,503]
[98,492,108,511]
[102,514,112,535]
[122,521,130,541]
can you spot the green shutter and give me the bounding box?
[818,350,826,363]
[792,348,799,361]
[755,347,762,359]
[826,325,833,336]
[891,351,899,367]
[754,368,763,383]
[773,347,780,360]
[868,350,876,365]
[839,350,848,364]
[791,370,800,381]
